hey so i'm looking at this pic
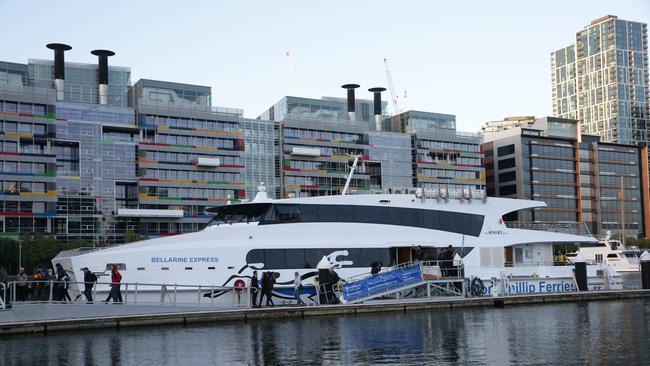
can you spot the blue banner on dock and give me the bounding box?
[341,265,423,302]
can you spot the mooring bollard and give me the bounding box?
[574,253,588,291]
[641,251,650,290]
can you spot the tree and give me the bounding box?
[124,231,148,243]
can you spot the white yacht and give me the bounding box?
[567,232,641,272]
[53,185,621,303]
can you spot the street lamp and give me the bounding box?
[18,237,21,272]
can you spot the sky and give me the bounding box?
[1,1,648,132]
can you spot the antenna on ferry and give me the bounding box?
[341,154,361,195]
[252,182,272,202]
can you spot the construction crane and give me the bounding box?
[384,57,399,114]
[402,89,409,112]
[285,51,302,96]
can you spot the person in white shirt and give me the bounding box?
[293,272,304,305]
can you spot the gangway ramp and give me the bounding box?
[339,262,465,304]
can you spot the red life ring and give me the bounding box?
[234,279,246,292]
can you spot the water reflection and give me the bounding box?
[1,299,649,365]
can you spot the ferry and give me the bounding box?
[567,232,641,272]
[53,183,621,303]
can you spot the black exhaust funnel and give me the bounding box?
[368,87,386,131]
[341,84,360,121]
[46,43,71,100]
[91,50,115,105]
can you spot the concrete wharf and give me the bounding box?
[2,289,649,336]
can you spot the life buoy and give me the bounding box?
[234,279,246,292]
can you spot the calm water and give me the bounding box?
[1,299,650,366]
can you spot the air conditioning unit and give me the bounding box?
[291,147,321,157]
[197,157,220,167]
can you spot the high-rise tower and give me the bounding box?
[551,15,649,145]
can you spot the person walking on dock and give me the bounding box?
[250,271,260,308]
[55,263,72,302]
[82,267,97,303]
[293,272,304,306]
[266,271,275,307]
[105,265,123,304]
[259,272,269,307]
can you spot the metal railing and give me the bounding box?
[0,282,5,310]
[505,221,591,236]
[5,280,252,308]
[344,259,463,284]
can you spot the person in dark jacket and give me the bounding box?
[54,263,71,302]
[265,271,275,307]
[413,245,424,263]
[440,245,456,276]
[327,268,340,304]
[83,268,97,303]
[250,271,260,308]
[259,272,268,306]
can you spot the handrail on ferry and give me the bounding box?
[504,221,591,236]
[5,280,251,308]
[0,282,5,310]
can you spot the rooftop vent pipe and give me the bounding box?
[91,49,115,105]
[368,87,386,131]
[341,84,360,121]
[46,43,71,101]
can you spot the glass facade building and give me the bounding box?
[280,117,372,197]
[483,116,650,237]
[0,52,279,243]
[415,130,484,192]
[388,110,456,135]
[551,15,649,145]
[0,81,58,238]
[132,79,272,236]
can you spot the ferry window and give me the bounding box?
[336,205,355,222]
[300,205,319,221]
[161,267,170,271]
[265,249,286,269]
[137,267,145,271]
[105,263,126,271]
[373,206,390,225]
[318,205,337,222]
[208,267,216,270]
[258,204,484,237]
[246,248,393,269]
[304,249,324,268]
[285,249,305,268]
[353,205,372,223]
[185,267,193,270]
[275,205,300,222]
[247,249,264,264]
[208,203,271,226]
[422,210,438,229]
[607,254,618,258]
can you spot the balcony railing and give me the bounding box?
[505,221,591,236]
